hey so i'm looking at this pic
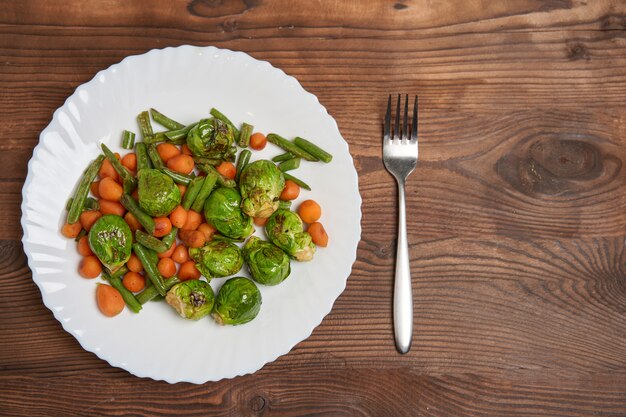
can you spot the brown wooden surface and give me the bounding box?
[2,0,626,415]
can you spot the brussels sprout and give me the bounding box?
[138,169,181,216]
[204,187,254,239]
[188,241,244,279]
[265,209,316,261]
[165,280,215,320]
[186,118,236,161]
[243,236,290,285]
[88,214,133,272]
[212,277,262,325]
[239,160,285,218]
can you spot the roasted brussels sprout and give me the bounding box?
[186,118,236,161]
[204,187,254,239]
[243,236,290,285]
[137,169,181,216]
[212,277,262,325]
[165,280,215,320]
[88,214,133,272]
[239,160,285,218]
[188,240,244,279]
[265,209,316,261]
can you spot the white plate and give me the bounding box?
[20,46,361,383]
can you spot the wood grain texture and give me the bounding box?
[1,0,626,415]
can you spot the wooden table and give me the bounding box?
[2,1,626,415]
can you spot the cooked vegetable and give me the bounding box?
[166,280,215,320]
[126,253,143,273]
[238,122,253,148]
[122,130,135,150]
[249,132,267,151]
[188,240,243,279]
[235,149,251,183]
[307,222,328,247]
[122,271,146,293]
[103,268,142,313]
[182,209,203,231]
[137,169,181,217]
[101,144,137,194]
[172,245,189,264]
[278,157,301,172]
[62,222,83,238]
[79,210,102,231]
[169,205,188,228]
[204,187,254,239]
[135,230,169,253]
[294,137,333,163]
[181,176,204,210]
[186,118,236,161]
[190,169,218,213]
[77,235,93,256]
[243,236,290,286]
[209,107,240,138]
[216,161,236,180]
[133,243,167,296]
[137,111,154,140]
[136,276,180,304]
[283,172,311,191]
[166,154,195,175]
[278,200,292,210]
[79,255,102,278]
[265,209,316,261]
[266,133,317,161]
[212,277,261,325]
[158,258,176,278]
[146,144,165,170]
[279,180,300,201]
[121,153,137,172]
[298,199,322,223]
[272,152,294,163]
[67,155,105,224]
[99,157,119,181]
[197,163,237,188]
[88,214,133,271]
[239,160,285,218]
[161,167,193,185]
[98,177,123,201]
[150,108,184,130]
[135,142,152,171]
[165,123,197,143]
[156,143,181,163]
[96,283,125,317]
[119,193,155,234]
[178,260,201,281]
[178,229,206,248]
[153,217,172,238]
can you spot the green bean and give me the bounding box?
[162,227,178,249]
[137,276,180,304]
[181,176,204,210]
[165,123,197,143]
[160,167,193,185]
[272,152,294,163]
[84,197,99,211]
[266,133,318,161]
[150,108,184,130]
[294,137,333,163]
[211,234,245,243]
[210,108,240,138]
[66,197,74,211]
[135,142,152,171]
[67,155,105,224]
[121,130,136,150]
[278,200,292,210]
[190,170,218,213]
[235,149,251,183]
[197,164,236,188]
[137,111,154,140]
[101,144,137,194]
[283,172,311,191]
[143,131,166,144]
[238,122,253,148]
[120,194,155,234]
[146,143,165,169]
[278,157,301,172]
[136,230,169,253]
[192,156,221,166]
[133,243,166,296]
[102,269,142,313]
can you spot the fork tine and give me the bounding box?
[402,94,409,140]
[411,95,418,142]
[384,95,391,140]
[394,94,400,140]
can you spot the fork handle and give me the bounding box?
[394,181,413,354]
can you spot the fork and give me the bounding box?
[383,94,418,354]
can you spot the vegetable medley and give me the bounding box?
[61,108,330,324]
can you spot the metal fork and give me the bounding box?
[383,94,418,354]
